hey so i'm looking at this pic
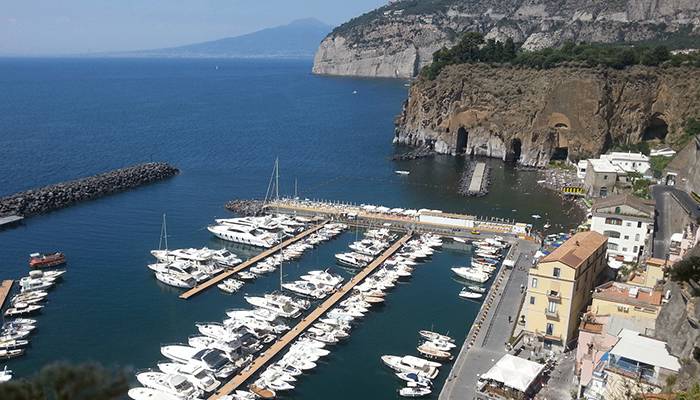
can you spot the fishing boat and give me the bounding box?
[29,252,66,269]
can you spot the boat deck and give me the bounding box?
[208,232,412,399]
[0,280,14,309]
[179,221,328,300]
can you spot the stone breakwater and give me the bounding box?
[0,163,179,217]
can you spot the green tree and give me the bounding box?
[678,383,700,400]
[670,256,700,285]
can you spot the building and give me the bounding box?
[522,231,609,348]
[668,222,700,263]
[650,148,677,158]
[628,258,667,289]
[476,354,544,400]
[600,152,652,177]
[590,194,655,262]
[584,159,623,198]
[582,330,680,399]
[590,281,663,323]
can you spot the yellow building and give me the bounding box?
[590,281,663,322]
[523,231,608,348]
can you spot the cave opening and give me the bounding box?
[554,123,569,129]
[641,114,668,141]
[551,147,569,161]
[456,127,468,154]
[507,138,522,163]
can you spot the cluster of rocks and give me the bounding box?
[391,146,435,161]
[224,199,266,216]
[0,162,179,218]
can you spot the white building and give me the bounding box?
[590,194,655,262]
[600,152,651,177]
[650,147,676,158]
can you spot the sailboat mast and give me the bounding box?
[275,157,279,200]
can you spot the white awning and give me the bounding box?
[481,354,544,392]
[610,330,680,372]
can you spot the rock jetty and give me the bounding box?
[224,199,266,216]
[0,162,179,218]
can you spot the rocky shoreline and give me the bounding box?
[0,162,179,218]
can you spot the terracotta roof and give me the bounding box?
[646,258,668,268]
[592,194,655,216]
[540,231,607,269]
[593,281,663,307]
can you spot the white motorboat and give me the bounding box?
[301,270,344,287]
[237,271,257,281]
[11,291,47,305]
[418,330,453,343]
[422,339,456,351]
[254,376,294,392]
[468,285,486,293]
[19,277,54,293]
[260,368,296,383]
[157,361,220,393]
[396,371,433,387]
[417,343,453,361]
[28,269,66,280]
[0,339,28,350]
[128,387,181,400]
[459,288,484,300]
[149,260,208,283]
[381,355,440,379]
[451,267,490,283]
[250,264,276,275]
[0,349,24,360]
[207,224,278,248]
[161,345,236,379]
[210,248,242,267]
[399,384,431,397]
[245,296,301,318]
[0,366,12,382]
[226,308,278,323]
[4,302,42,317]
[334,252,369,268]
[217,279,244,294]
[395,170,410,175]
[267,363,302,377]
[265,293,311,310]
[155,271,196,289]
[281,281,329,299]
[136,371,202,399]
[228,390,257,400]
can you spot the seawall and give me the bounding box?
[0,162,179,218]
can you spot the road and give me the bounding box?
[651,185,700,258]
[439,240,539,400]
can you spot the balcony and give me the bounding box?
[546,291,561,301]
[535,329,562,342]
[544,308,559,319]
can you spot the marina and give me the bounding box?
[179,221,328,300]
[209,232,412,399]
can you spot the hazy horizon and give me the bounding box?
[0,0,386,56]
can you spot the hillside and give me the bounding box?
[312,0,700,78]
[129,18,331,59]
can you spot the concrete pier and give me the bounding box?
[0,280,14,309]
[209,233,412,399]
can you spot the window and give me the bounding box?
[615,206,621,214]
[530,296,535,305]
[604,230,621,238]
[546,323,554,336]
[622,247,628,252]
[626,222,632,227]
[547,301,557,313]
[603,175,608,180]
[638,221,642,228]
[531,277,538,288]
[633,246,638,253]
[608,242,619,251]
[635,233,640,241]
[605,217,622,226]
[624,235,629,240]
[553,267,561,278]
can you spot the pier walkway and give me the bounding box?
[209,233,412,399]
[180,221,328,300]
[439,240,537,400]
[467,162,486,194]
[0,280,14,309]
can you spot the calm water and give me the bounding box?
[0,58,580,398]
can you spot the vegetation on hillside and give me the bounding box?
[677,383,700,400]
[673,118,700,149]
[670,256,700,291]
[0,362,128,400]
[422,32,700,80]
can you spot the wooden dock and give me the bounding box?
[209,232,413,399]
[179,221,328,300]
[0,280,14,309]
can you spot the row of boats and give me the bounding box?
[207,214,316,248]
[0,268,67,371]
[128,228,443,400]
[451,236,508,299]
[381,330,457,397]
[148,247,242,289]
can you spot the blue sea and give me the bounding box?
[0,58,580,398]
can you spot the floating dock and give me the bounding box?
[0,280,14,309]
[179,221,328,300]
[209,233,412,399]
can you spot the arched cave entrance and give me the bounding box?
[456,127,468,155]
[551,147,569,161]
[641,114,668,141]
[507,138,522,163]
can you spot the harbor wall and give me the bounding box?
[0,162,179,218]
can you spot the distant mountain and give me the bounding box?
[125,18,331,59]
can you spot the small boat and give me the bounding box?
[381,355,440,379]
[0,349,24,360]
[127,387,180,400]
[399,383,431,397]
[468,285,486,293]
[0,366,12,382]
[453,237,467,243]
[237,271,257,281]
[217,279,244,294]
[396,371,433,386]
[531,214,542,219]
[544,222,551,229]
[395,170,410,175]
[417,343,453,361]
[249,383,276,399]
[29,252,66,269]
[459,288,483,300]
[418,330,453,343]
[0,339,29,350]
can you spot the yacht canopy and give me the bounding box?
[481,354,544,392]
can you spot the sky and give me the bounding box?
[0,0,387,55]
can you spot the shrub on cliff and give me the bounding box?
[670,256,700,287]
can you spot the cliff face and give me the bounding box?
[313,0,700,78]
[394,65,700,166]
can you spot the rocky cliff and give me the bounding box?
[313,0,700,78]
[394,64,700,166]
